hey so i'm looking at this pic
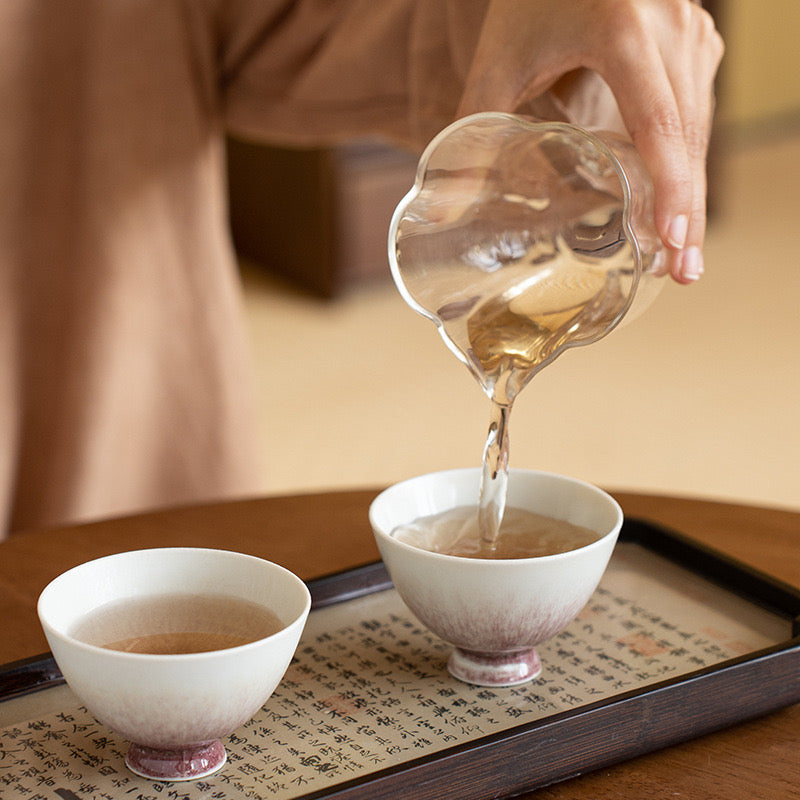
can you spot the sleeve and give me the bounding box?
[214,0,490,150]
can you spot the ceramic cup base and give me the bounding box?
[447,647,542,687]
[125,740,227,781]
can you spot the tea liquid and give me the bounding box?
[70,594,284,655]
[392,505,600,559]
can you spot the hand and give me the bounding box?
[457,0,724,284]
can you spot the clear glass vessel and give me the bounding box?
[389,112,666,404]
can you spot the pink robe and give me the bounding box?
[0,1,488,536]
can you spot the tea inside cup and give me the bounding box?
[370,469,622,686]
[38,547,311,781]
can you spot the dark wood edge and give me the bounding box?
[620,517,800,634]
[0,653,65,703]
[308,560,392,610]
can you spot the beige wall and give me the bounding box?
[720,0,800,126]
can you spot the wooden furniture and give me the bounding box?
[0,488,797,798]
[227,138,417,297]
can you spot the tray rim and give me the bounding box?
[1,517,799,800]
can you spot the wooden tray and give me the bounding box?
[1,518,799,800]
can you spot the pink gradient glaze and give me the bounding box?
[126,740,227,781]
[448,647,542,687]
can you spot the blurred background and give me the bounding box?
[232,2,800,511]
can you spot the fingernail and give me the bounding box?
[667,215,688,249]
[680,246,704,281]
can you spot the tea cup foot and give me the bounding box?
[126,739,227,781]
[448,646,542,687]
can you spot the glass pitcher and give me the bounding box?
[388,112,666,406]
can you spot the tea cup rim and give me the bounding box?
[370,467,623,564]
[37,547,311,662]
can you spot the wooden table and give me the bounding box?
[1,489,798,798]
